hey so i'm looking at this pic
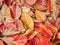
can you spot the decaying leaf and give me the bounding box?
[1,4,14,22]
[57,33,60,39]
[28,31,38,40]
[21,13,34,30]
[0,0,60,45]
[15,20,25,33]
[35,10,46,22]
[13,35,27,45]
[55,18,60,29]
[51,0,59,20]
[0,12,4,25]
[2,37,14,45]
[34,3,47,10]
[26,0,36,5]
[10,3,21,20]
[22,6,30,13]
[3,29,20,36]
[0,40,4,45]
[1,4,9,16]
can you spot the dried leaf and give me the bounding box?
[0,12,4,25]
[30,37,40,45]
[0,40,4,45]
[34,3,47,10]
[26,0,36,5]
[15,20,25,33]
[21,13,34,30]
[14,35,27,45]
[2,37,14,45]
[57,33,60,39]
[55,18,60,29]
[3,29,20,36]
[22,6,30,13]
[10,3,21,20]
[35,10,46,22]
[4,0,13,7]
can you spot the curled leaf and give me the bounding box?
[10,3,21,20]
[24,29,32,36]
[57,33,60,39]
[56,0,60,6]
[30,37,40,45]
[14,35,27,45]
[40,24,53,38]
[1,4,14,22]
[34,3,47,11]
[36,0,47,6]
[3,29,20,36]
[36,33,50,45]
[34,22,53,38]
[26,0,36,5]
[55,18,60,29]
[0,40,4,45]
[1,4,9,16]
[35,10,46,22]
[15,20,25,33]
[28,31,38,40]
[4,0,13,7]
[5,10,14,22]
[47,0,52,13]
[45,21,58,35]
[0,24,6,33]
[34,22,41,32]
[0,12,4,25]
[22,6,30,13]
[21,13,34,30]
[2,37,14,45]
[14,0,25,6]
[51,0,59,20]
[3,21,16,30]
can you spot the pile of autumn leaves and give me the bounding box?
[0,0,60,45]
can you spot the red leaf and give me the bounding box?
[45,21,58,35]
[55,18,60,29]
[3,21,16,30]
[15,20,25,31]
[14,35,27,45]
[30,37,40,45]
[10,3,21,20]
[42,42,50,45]
[36,34,50,45]
[36,33,50,43]
[4,0,13,7]
[28,31,38,40]
[40,24,53,38]
[36,0,47,6]
[0,24,6,32]
[57,33,60,39]
[56,0,60,6]
[25,42,30,45]
[34,22,41,32]
[34,22,53,38]
[0,40,4,45]
[14,0,25,6]
[47,0,52,13]
[26,0,36,5]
